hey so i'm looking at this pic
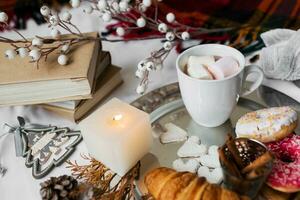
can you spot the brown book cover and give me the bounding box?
[90,51,111,97]
[0,32,101,106]
[41,65,123,122]
[75,65,122,122]
[40,104,75,119]
[0,32,100,85]
[46,50,112,109]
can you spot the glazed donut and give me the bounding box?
[266,134,300,193]
[236,106,297,143]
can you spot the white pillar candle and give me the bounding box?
[79,98,153,176]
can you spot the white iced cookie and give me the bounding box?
[172,158,200,173]
[160,123,188,144]
[207,56,239,79]
[197,165,209,177]
[197,166,223,184]
[208,145,219,156]
[177,136,207,157]
[199,154,221,168]
[207,168,223,184]
[186,56,214,80]
[188,135,200,144]
[194,157,202,163]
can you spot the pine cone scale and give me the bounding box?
[40,175,78,200]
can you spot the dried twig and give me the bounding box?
[66,154,140,200]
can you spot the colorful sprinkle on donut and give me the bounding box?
[266,134,300,193]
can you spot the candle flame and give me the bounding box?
[113,114,123,121]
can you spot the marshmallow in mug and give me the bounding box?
[186,55,239,80]
[208,56,239,79]
[186,56,214,80]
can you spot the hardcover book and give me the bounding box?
[41,65,123,122]
[0,32,100,106]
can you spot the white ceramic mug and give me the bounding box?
[176,44,264,127]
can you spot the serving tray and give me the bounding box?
[131,82,268,196]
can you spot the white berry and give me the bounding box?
[61,44,70,53]
[136,83,147,94]
[83,5,93,14]
[166,12,175,23]
[136,17,146,27]
[32,37,43,47]
[111,1,120,11]
[29,49,41,61]
[116,27,125,36]
[97,0,107,10]
[142,0,152,7]
[62,11,72,21]
[51,28,61,39]
[40,6,51,17]
[58,54,68,65]
[70,0,80,8]
[119,1,129,11]
[158,23,167,33]
[137,60,147,71]
[135,69,144,79]
[181,31,190,40]
[5,49,16,59]
[102,12,112,22]
[165,32,175,41]
[146,61,154,71]
[163,41,172,50]
[0,12,8,23]
[49,15,59,26]
[17,48,28,58]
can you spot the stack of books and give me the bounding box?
[0,32,123,122]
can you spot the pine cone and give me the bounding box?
[40,175,78,200]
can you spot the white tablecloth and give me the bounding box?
[2,6,299,200]
[0,7,179,200]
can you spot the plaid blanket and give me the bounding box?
[107,0,300,54]
[158,0,300,53]
[159,0,300,30]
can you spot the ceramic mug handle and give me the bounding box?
[241,65,264,96]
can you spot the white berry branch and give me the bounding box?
[0,7,99,68]
[0,0,236,94]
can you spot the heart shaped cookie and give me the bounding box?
[197,165,209,176]
[208,145,219,156]
[172,158,200,173]
[199,154,221,168]
[160,123,188,144]
[208,167,223,184]
[177,136,207,158]
[188,135,200,144]
[197,166,223,184]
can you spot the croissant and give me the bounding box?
[144,167,249,200]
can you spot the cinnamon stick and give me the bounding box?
[226,137,244,169]
[245,167,265,180]
[218,148,242,178]
[242,152,273,174]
